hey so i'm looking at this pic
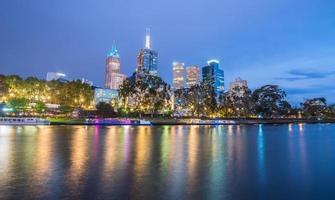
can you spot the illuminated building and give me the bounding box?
[172,62,185,90]
[137,29,158,76]
[202,60,225,96]
[229,77,247,91]
[105,42,127,90]
[186,65,200,87]
[94,88,118,105]
[46,72,66,81]
[229,77,248,97]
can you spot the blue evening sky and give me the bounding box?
[0,0,334,105]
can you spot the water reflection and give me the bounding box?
[0,124,335,199]
[68,127,89,190]
[257,124,266,185]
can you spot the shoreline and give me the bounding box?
[49,118,335,126]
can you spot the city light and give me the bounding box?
[207,59,220,65]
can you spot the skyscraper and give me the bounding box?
[186,65,200,87]
[137,29,158,75]
[172,62,185,90]
[202,60,225,96]
[105,42,126,90]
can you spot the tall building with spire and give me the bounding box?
[105,42,126,90]
[137,29,158,75]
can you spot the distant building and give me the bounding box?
[105,42,127,90]
[137,29,158,76]
[46,72,66,81]
[81,78,93,86]
[172,62,185,90]
[94,88,118,105]
[186,65,200,87]
[229,77,248,97]
[202,60,224,96]
[230,77,247,91]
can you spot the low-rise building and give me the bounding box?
[94,88,118,105]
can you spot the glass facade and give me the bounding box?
[202,60,225,96]
[137,48,158,75]
[94,88,118,105]
[137,30,158,76]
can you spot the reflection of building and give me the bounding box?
[172,62,184,90]
[105,42,126,90]
[230,77,247,91]
[202,60,224,95]
[46,72,66,81]
[137,29,158,75]
[94,88,118,105]
[186,65,200,87]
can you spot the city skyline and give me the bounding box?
[1,0,335,105]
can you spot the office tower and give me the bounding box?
[172,62,185,90]
[137,29,158,75]
[202,60,225,96]
[186,65,200,87]
[105,42,126,90]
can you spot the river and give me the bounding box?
[0,124,335,199]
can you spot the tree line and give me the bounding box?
[0,74,93,115]
[1,73,334,119]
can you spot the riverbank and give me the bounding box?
[48,118,335,125]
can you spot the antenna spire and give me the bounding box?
[145,28,151,49]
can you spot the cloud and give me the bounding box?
[275,69,335,81]
[285,85,335,95]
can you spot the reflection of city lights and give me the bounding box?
[237,125,241,134]
[258,124,263,136]
[299,123,304,133]
[228,125,233,135]
[288,124,293,132]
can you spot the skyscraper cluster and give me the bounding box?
[172,60,225,96]
[103,29,225,99]
[172,63,201,90]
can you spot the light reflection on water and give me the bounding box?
[0,124,335,199]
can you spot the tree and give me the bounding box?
[59,105,73,116]
[301,97,327,119]
[0,74,8,100]
[119,72,170,116]
[7,98,29,114]
[96,102,115,118]
[202,83,217,116]
[174,85,204,117]
[326,104,335,119]
[252,85,291,118]
[219,86,255,118]
[34,101,47,114]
